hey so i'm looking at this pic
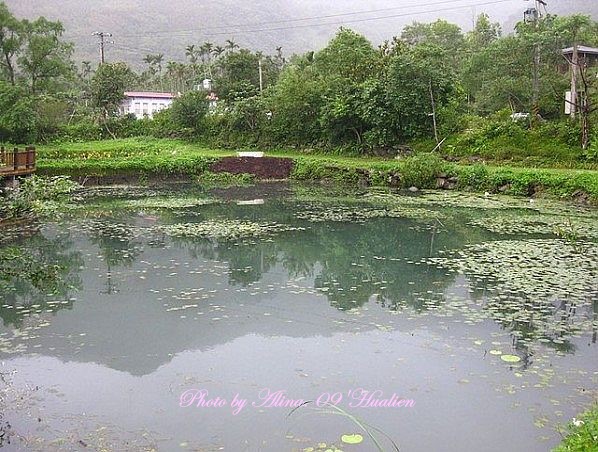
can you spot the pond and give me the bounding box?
[0,183,597,451]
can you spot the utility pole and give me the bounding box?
[258,58,264,94]
[429,80,439,144]
[570,43,579,119]
[92,31,113,64]
[525,0,547,122]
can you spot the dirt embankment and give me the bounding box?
[209,157,294,179]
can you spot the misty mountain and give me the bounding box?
[5,0,598,68]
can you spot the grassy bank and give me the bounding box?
[555,406,598,452]
[35,137,598,204]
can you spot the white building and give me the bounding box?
[120,92,177,119]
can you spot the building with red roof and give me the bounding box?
[121,92,178,119]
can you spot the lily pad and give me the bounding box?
[341,434,363,445]
[501,354,522,363]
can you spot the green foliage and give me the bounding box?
[0,2,23,85]
[291,158,361,184]
[554,406,598,452]
[398,153,446,188]
[36,138,222,177]
[0,246,64,294]
[169,90,208,132]
[91,62,136,116]
[267,66,324,145]
[0,175,79,221]
[17,16,74,94]
[0,80,37,143]
[197,171,256,188]
[214,49,279,101]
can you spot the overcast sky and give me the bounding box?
[5,0,597,65]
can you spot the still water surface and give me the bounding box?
[0,183,596,451]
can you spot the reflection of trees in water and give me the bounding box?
[169,216,462,312]
[64,195,597,354]
[165,208,593,354]
[464,277,590,358]
[88,220,144,295]
[0,232,83,327]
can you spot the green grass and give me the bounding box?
[36,138,232,177]
[35,137,598,204]
[555,406,598,452]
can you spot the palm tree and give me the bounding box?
[185,45,198,64]
[175,63,187,93]
[202,42,214,54]
[166,61,178,92]
[212,45,225,58]
[225,39,239,52]
[143,54,157,75]
[81,61,92,79]
[154,54,164,76]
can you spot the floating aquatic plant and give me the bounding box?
[157,220,305,240]
[341,434,364,445]
[125,197,217,210]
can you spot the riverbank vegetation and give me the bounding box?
[0,176,79,222]
[555,406,598,452]
[0,2,597,164]
[34,138,598,204]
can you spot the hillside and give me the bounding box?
[5,0,598,67]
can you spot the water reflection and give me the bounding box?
[0,193,596,357]
[0,185,596,451]
[0,230,82,327]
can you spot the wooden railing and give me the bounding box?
[0,146,36,177]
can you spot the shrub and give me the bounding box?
[554,406,598,452]
[399,153,446,188]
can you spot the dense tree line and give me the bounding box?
[0,1,597,158]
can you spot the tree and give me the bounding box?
[463,36,530,114]
[365,43,460,143]
[313,28,377,82]
[225,39,239,52]
[311,29,378,145]
[90,62,136,116]
[401,19,465,68]
[467,13,501,49]
[212,45,225,58]
[169,90,208,131]
[0,80,37,143]
[215,49,266,101]
[185,45,198,64]
[17,17,74,94]
[0,2,23,85]
[267,65,324,144]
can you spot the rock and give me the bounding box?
[387,172,401,187]
[409,186,419,193]
[436,178,446,189]
[498,184,511,193]
[572,190,590,205]
[395,145,414,157]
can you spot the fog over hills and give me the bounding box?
[6,0,598,67]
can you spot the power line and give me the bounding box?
[107,0,516,59]
[116,0,517,39]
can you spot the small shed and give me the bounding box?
[562,45,598,67]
